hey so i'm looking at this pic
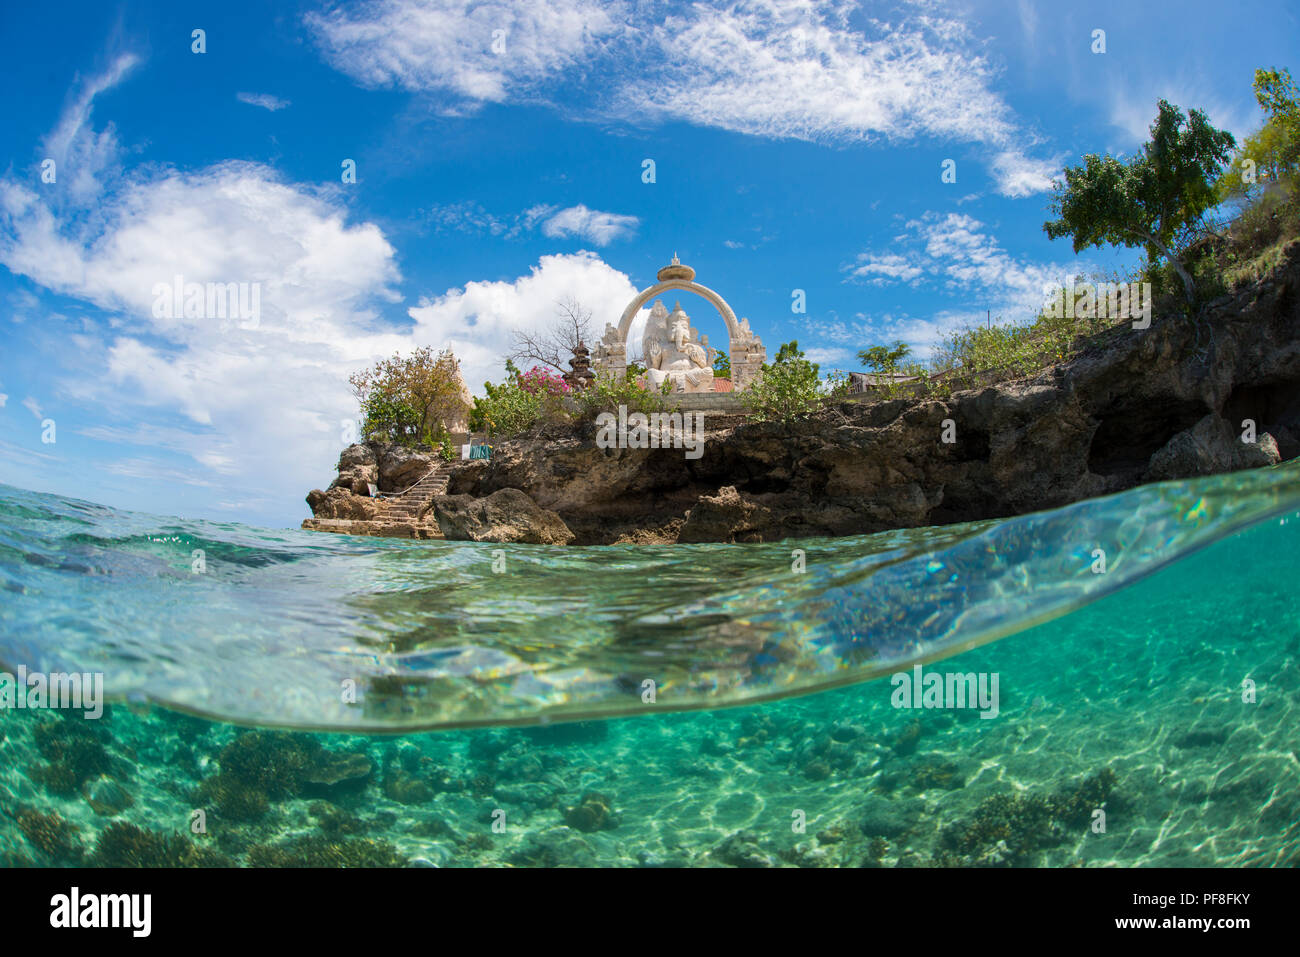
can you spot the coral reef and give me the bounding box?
[93,822,231,868]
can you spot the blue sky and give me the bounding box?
[0,0,1295,528]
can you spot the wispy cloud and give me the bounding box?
[22,396,43,420]
[426,201,638,245]
[236,92,290,111]
[538,205,638,246]
[835,212,1096,357]
[306,0,1057,193]
[307,0,624,104]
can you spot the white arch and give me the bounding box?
[616,279,740,343]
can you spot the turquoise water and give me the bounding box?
[1,465,1298,867]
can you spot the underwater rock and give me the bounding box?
[859,795,917,838]
[383,769,433,805]
[309,801,369,836]
[508,826,597,867]
[563,791,619,832]
[889,719,924,756]
[880,753,966,792]
[711,831,775,868]
[1172,727,1230,749]
[467,731,512,762]
[81,775,134,816]
[303,751,372,793]
[699,735,734,757]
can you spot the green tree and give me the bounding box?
[857,340,911,374]
[713,350,731,378]
[350,347,470,445]
[1218,68,1300,201]
[1044,99,1236,304]
[742,340,824,424]
[469,360,546,438]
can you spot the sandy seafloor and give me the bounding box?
[2,515,1298,868]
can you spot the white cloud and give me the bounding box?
[236,92,291,111]
[41,53,139,203]
[1,55,651,519]
[22,396,43,419]
[845,252,924,285]
[0,59,413,518]
[306,0,624,103]
[408,250,644,388]
[991,149,1060,198]
[426,201,637,245]
[538,205,638,246]
[307,0,1051,166]
[839,212,1094,354]
[0,393,7,407]
[619,1,1015,146]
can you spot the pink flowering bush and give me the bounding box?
[519,366,571,396]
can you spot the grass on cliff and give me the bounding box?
[865,179,1299,404]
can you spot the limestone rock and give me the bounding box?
[306,487,382,521]
[678,486,771,543]
[303,241,1300,545]
[376,443,438,492]
[330,443,379,495]
[431,489,575,545]
[1145,413,1281,482]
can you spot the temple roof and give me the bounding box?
[656,253,696,282]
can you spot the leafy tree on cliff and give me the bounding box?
[349,346,470,445]
[858,340,911,374]
[1043,99,1236,304]
[1217,67,1300,202]
[742,340,823,424]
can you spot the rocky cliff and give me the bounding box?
[305,240,1300,545]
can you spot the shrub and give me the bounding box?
[575,371,672,421]
[742,341,824,424]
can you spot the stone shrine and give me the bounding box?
[592,255,766,389]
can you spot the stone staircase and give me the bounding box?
[380,462,454,523]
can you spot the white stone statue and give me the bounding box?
[642,300,715,393]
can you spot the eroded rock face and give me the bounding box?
[1145,413,1281,481]
[330,443,378,495]
[679,486,771,543]
[438,243,1300,544]
[306,243,1300,544]
[306,487,383,521]
[431,488,575,545]
[377,444,438,492]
